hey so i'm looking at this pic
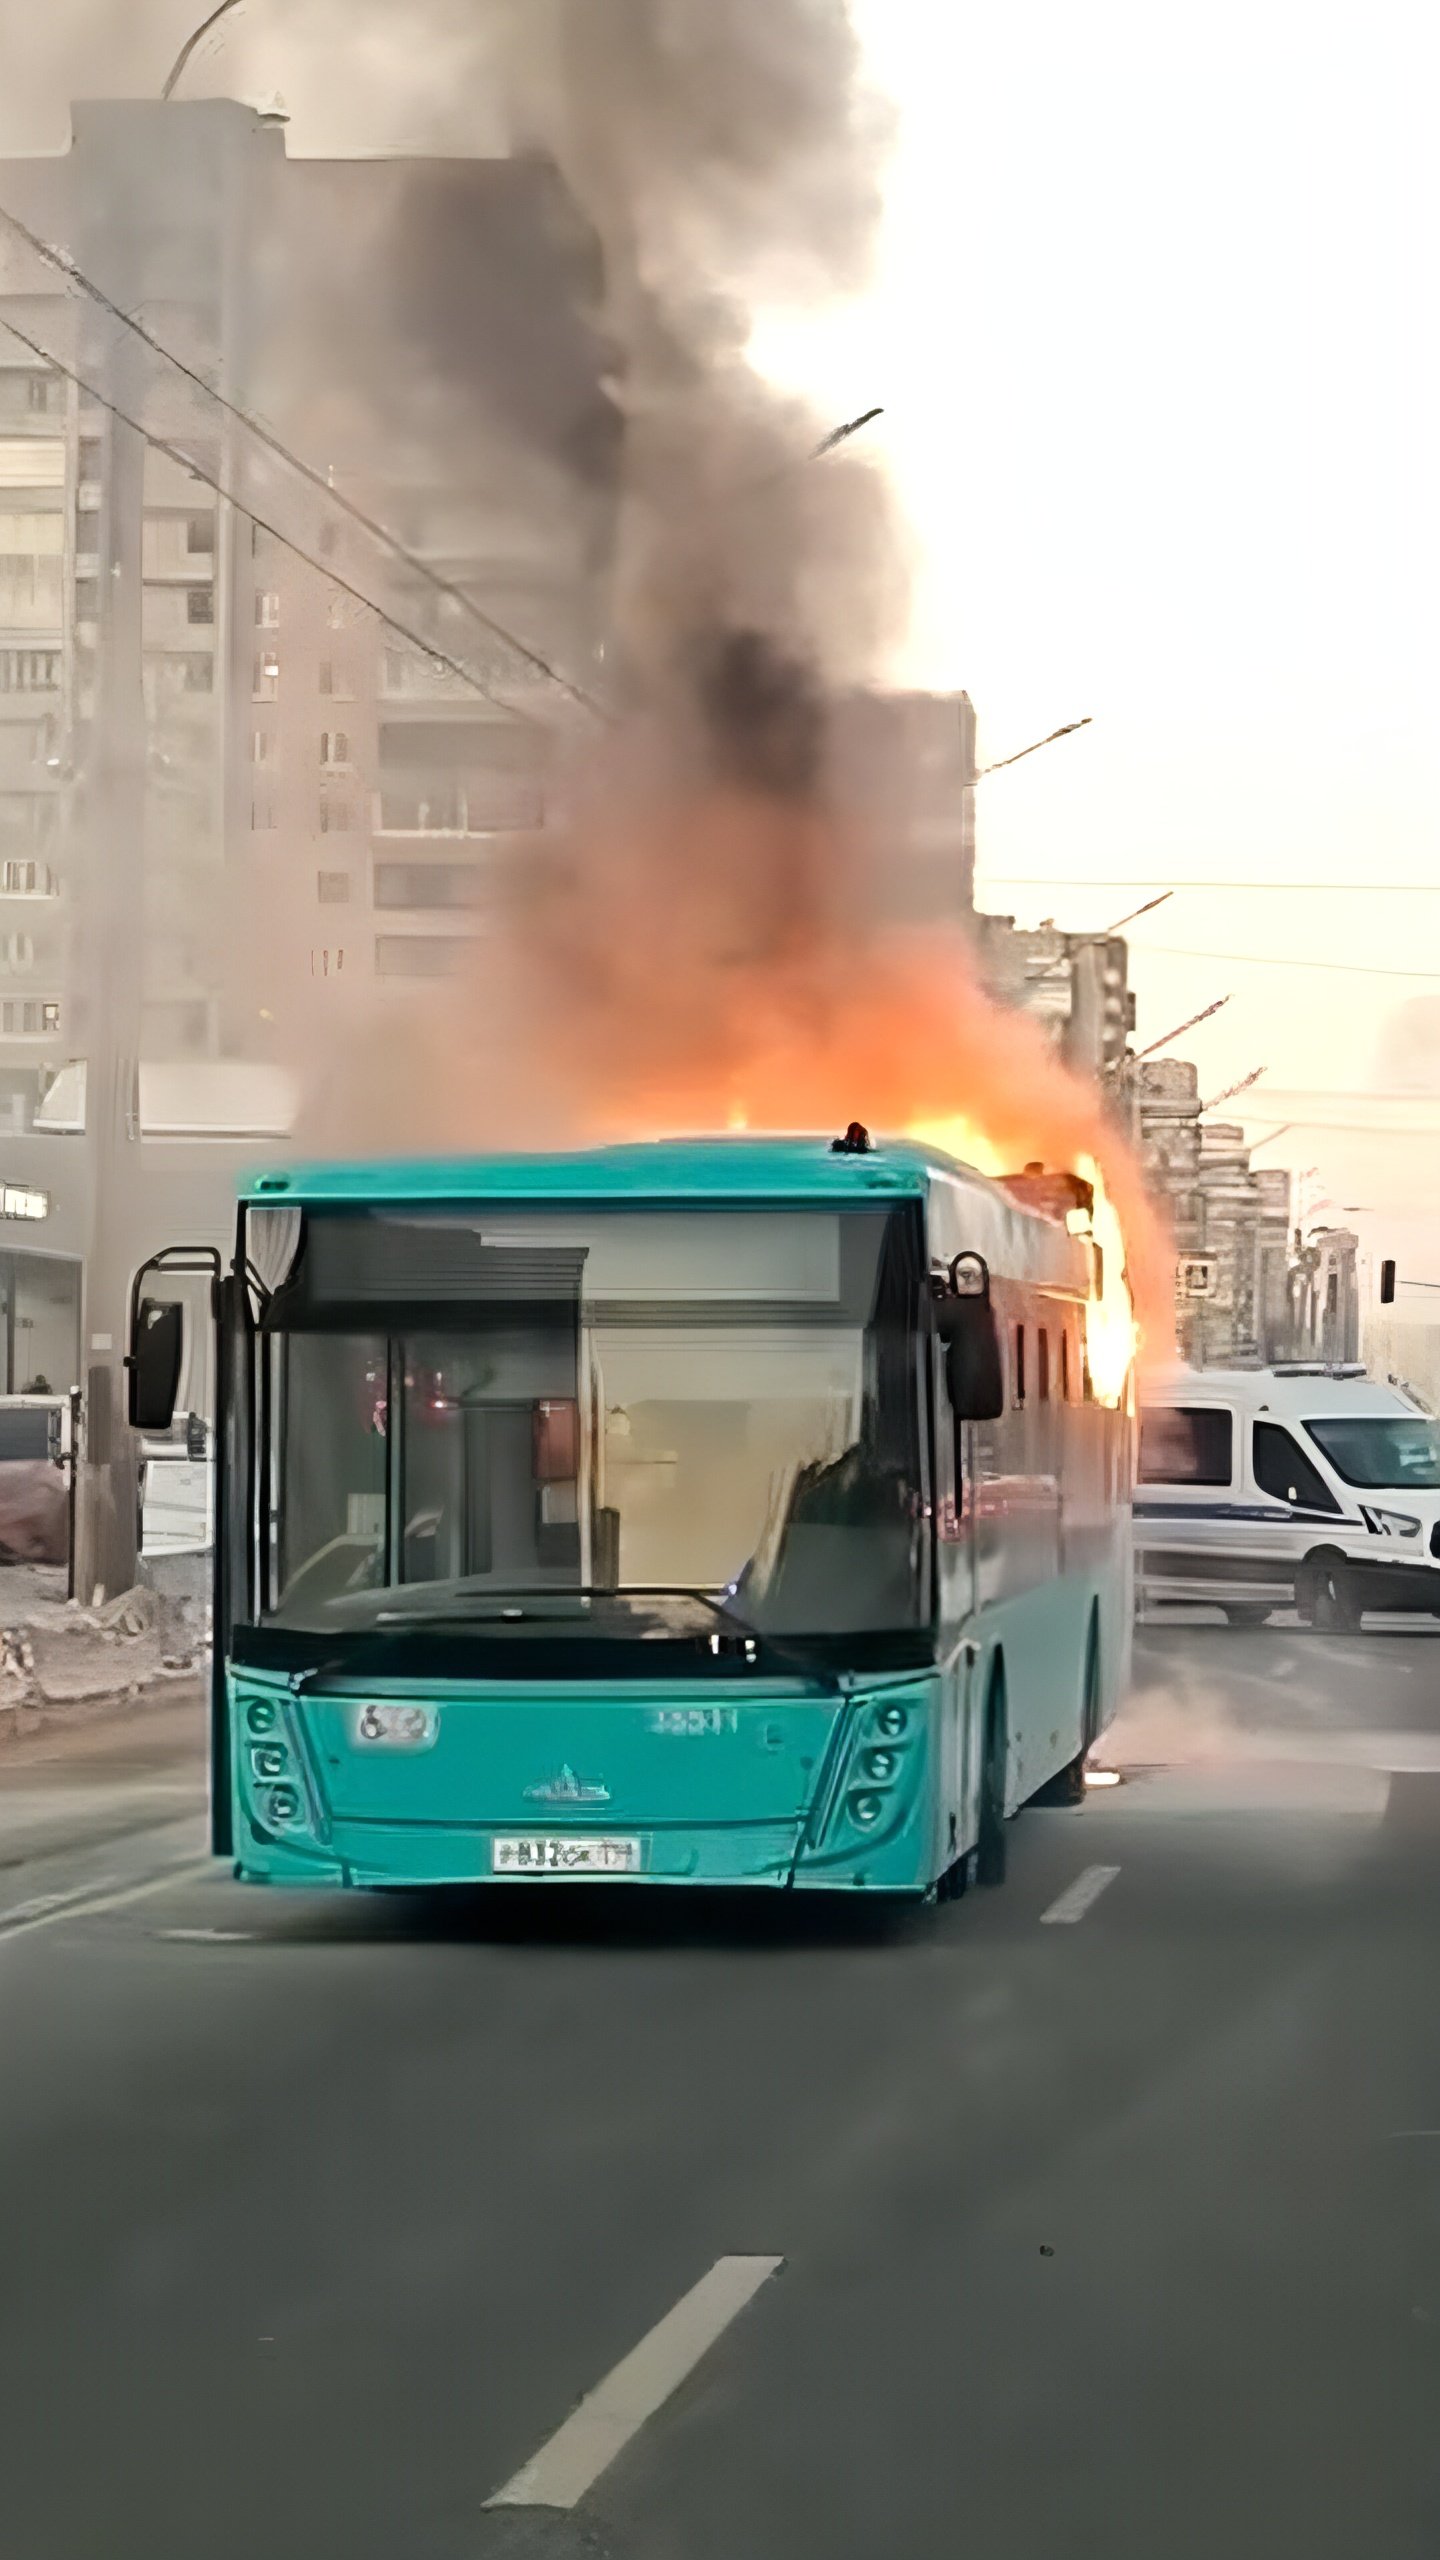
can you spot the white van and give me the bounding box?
[139,1415,213,1557]
[1135,1365,1440,1629]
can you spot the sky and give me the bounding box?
[747,0,1440,1248]
[3,0,1439,1251]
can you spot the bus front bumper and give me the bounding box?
[236,1797,939,1893]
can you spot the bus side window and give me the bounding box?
[1013,1323,1026,1409]
[1037,1328,1050,1404]
[1059,1327,1071,1402]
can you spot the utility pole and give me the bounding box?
[71,116,146,1602]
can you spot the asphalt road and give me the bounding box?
[3,1622,1440,2560]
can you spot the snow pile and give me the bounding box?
[0,1580,207,1712]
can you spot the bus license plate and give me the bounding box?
[491,1835,641,1877]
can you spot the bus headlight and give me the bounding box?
[246,1697,280,1735]
[267,1784,301,1825]
[849,1790,884,1829]
[251,1744,288,1781]
[874,1703,908,1738]
[863,1747,899,1783]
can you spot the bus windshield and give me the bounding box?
[1303,1413,1440,1491]
[256,1200,928,1659]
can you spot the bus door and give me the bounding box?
[933,1319,977,1853]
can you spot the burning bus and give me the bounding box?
[126,1124,1133,1900]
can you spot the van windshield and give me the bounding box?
[1303,1415,1440,1490]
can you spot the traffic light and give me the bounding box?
[1380,1259,1396,1304]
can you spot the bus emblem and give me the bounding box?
[524,1764,611,1806]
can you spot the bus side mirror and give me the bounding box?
[935,1256,1005,1423]
[128,1298,183,1433]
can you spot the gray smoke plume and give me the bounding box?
[489,0,902,695]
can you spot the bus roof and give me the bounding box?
[246,1132,1019,1213]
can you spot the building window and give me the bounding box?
[74,577,99,625]
[186,585,214,626]
[0,651,59,694]
[251,798,276,831]
[319,798,351,833]
[1060,1327,1071,1402]
[376,783,467,833]
[0,999,60,1034]
[186,514,215,555]
[0,534,64,627]
[0,862,50,896]
[319,730,350,768]
[374,860,478,910]
[1037,1328,1050,1404]
[375,935,465,979]
[252,729,275,764]
[255,590,280,628]
[1012,1324,1026,1408]
[317,870,350,905]
[0,1181,48,1218]
[26,374,61,415]
[252,652,279,702]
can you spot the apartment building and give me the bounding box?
[0,101,616,1397]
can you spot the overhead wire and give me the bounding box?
[1130,944,1440,982]
[0,195,604,719]
[0,306,552,730]
[982,876,1440,893]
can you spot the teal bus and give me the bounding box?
[127,1128,1133,1899]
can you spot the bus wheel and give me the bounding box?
[1300,1554,1361,1633]
[976,1674,1008,1886]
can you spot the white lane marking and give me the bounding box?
[156,1926,254,1944]
[486,2254,783,2511]
[0,1860,212,1945]
[0,1875,118,1927]
[1040,1863,1120,1925]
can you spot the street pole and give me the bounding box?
[72,151,145,1604]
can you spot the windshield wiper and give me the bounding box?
[616,1586,840,1685]
[286,1582,837,1685]
[371,1582,630,1627]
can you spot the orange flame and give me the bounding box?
[298,752,1172,1384]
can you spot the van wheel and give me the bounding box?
[1299,1555,1361,1633]
[1222,1604,1272,1628]
[976,1672,1008,1886]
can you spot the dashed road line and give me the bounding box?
[1041,1863,1120,1925]
[485,2254,784,2511]
[0,1860,212,1945]
[0,1876,118,1928]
